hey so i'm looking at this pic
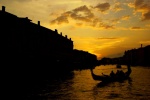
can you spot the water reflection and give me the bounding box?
[24,65,150,100]
[127,77,132,86]
[92,78,133,100]
[95,78,132,88]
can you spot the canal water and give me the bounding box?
[28,65,150,100]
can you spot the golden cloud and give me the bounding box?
[98,24,115,29]
[110,15,130,25]
[76,23,83,26]
[50,5,94,24]
[113,2,123,12]
[70,5,94,21]
[121,15,130,20]
[50,5,114,30]
[97,37,120,40]
[139,40,150,44]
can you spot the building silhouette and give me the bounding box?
[1,6,99,99]
[98,45,150,66]
[1,6,97,68]
[123,45,150,66]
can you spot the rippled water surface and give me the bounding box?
[31,65,150,100]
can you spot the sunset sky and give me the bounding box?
[1,0,150,59]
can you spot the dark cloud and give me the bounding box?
[133,0,150,21]
[91,18,99,27]
[99,24,114,29]
[50,11,71,25]
[130,27,141,29]
[94,3,110,12]
[97,20,114,29]
[135,0,144,7]
[89,18,114,29]
[51,15,69,25]
[142,11,150,20]
[134,0,150,11]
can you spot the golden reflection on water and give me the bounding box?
[68,65,150,100]
[69,65,128,100]
[71,70,98,100]
[36,65,150,100]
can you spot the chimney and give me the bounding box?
[141,44,142,48]
[60,32,62,35]
[65,35,67,38]
[2,6,5,12]
[38,21,40,26]
[55,29,58,33]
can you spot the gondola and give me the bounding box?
[90,65,131,82]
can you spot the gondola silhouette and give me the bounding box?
[90,65,131,83]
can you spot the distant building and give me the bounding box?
[98,44,150,66]
[123,45,150,66]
